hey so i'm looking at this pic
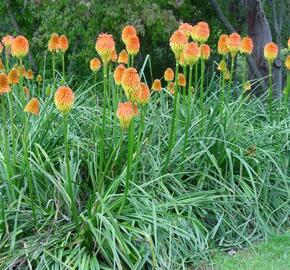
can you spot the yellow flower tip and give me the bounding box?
[167,82,175,94]
[17,64,26,77]
[169,30,187,60]
[179,51,187,67]
[113,64,126,85]
[0,59,5,72]
[285,55,290,70]
[224,69,230,80]
[48,33,60,53]
[195,21,210,43]
[23,86,30,98]
[11,35,29,59]
[226,33,241,56]
[240,37,253,54]
[26,69,34,80]
[90,57,102,72]
[116,101,135,129]
[117,49,129,64]
[183,42,200,66]
[54,86,75,114]
[111,49,118,62]
[36,74,42,83]
[121,67,141,101]
[164,68,174,82]
[178,23,193,38]
[24,97,40,115]
[200,44,211,60]
[121,25,137,45]
[0,73,10,94]
[137,82,150,105]
[59,35,69,52]
[264,42,278,64]
[243,81,252,91]
[95,33,115,65]
[178,73,186,87]
[151,79,162,92]
[8,68,19,85]
[217,59,227,72]
[218,34,229,55]
[126,35,140,56]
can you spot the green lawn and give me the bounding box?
[209,232,290,270]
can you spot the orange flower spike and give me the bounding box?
[178,23,193,38]
[138,82,150,105]
[121,67,141,100]
[90,57,102,72]
[48,33,60,53]
[200,44,211,60]
[17,65,26,77]
[183,42,200,66]
[0,73,11,95]
[111,50,118,62]
[169,30,187,60]
[23,86,30,97]
[54,86,75,114]
[195,22,210,43]
[240,37,253,54]
[24,98,40,115]
[178,73,186,87]
[122,25,137,45]
[116,102,135,129]
[164,68,174,82]
[167,82,175,94]
[151,79,162,92]
[95,33,115,65]
[26,69,34,80]
[226,33,241,57]
[0,59,5,72]
[285,55,290,70]
[218,34,229,55]
[113,64,126,85]
[59,35,69,53]
[126,35,140,56]
[118,49,129,64]
[190,25,199,41]
[8,68,19,84]
[264,42,278,64]
[11,35,29,59]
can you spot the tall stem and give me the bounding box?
[182,65,193,160]
[119,120,134,214]
[194,60,199,97]
[52,53,56,91]
[8,91,16,172]
[62,53,65,81]
[64,114,79,231]
[285,70,290,104]
[227,55,235,104]
[200,58,205,118]
[268,63,273,103]
[183,65,187,101]
[164,62,179,171]
[242,55,247,87]
[131,56,134,67]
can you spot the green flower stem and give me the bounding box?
[1,97,14,201]
[131,55,134,67]
[285,70,290,103]
[182,65,193,160]
[99,64,108,191]
[62,53,65,81]
[227,54,235,104]
[119,119,134,214]
[64,113,80,232]
[52,53,56,91]
[242,55,247,87]
[200,58,205,118]
[183,65,187,101]
[19,59,26,106]
[268,63,273,104]
[164,62,179,171]
[8,90,16,171]
[195,60,199,97]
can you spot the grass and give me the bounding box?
[0,32,289,269]
[211,232,290,270]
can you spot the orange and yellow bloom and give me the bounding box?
[59,35,69,52]
[151,79,162,92]
[26,69,33,80]
[48,33,60,52]
[90,57,102,72]
[194,22,210,43]
[218,34,229,55]
[54,86,75,114]
[0,73,10,94]
[164,68,174,82]
[200,44,211,60]
[116,101,135,129]
[178,23,193,38]
[126,35,140,56]
[122,25,137,45]
[226,33,241,57]
[24,98,40,115]
[285,55,290,70]
[178,73,186,87]
[121,67,141,100]
[8,68,18,84]
[11,35,29,59]
[240,37,253,54]
[183,42,200,65]
[114,64,126,85]
[264,42,278,63]
[95,33,115,65]
[118,49,129,64]
[137,82,150,105]
[169,30,187,60]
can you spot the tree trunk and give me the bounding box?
[245,0,282,97]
